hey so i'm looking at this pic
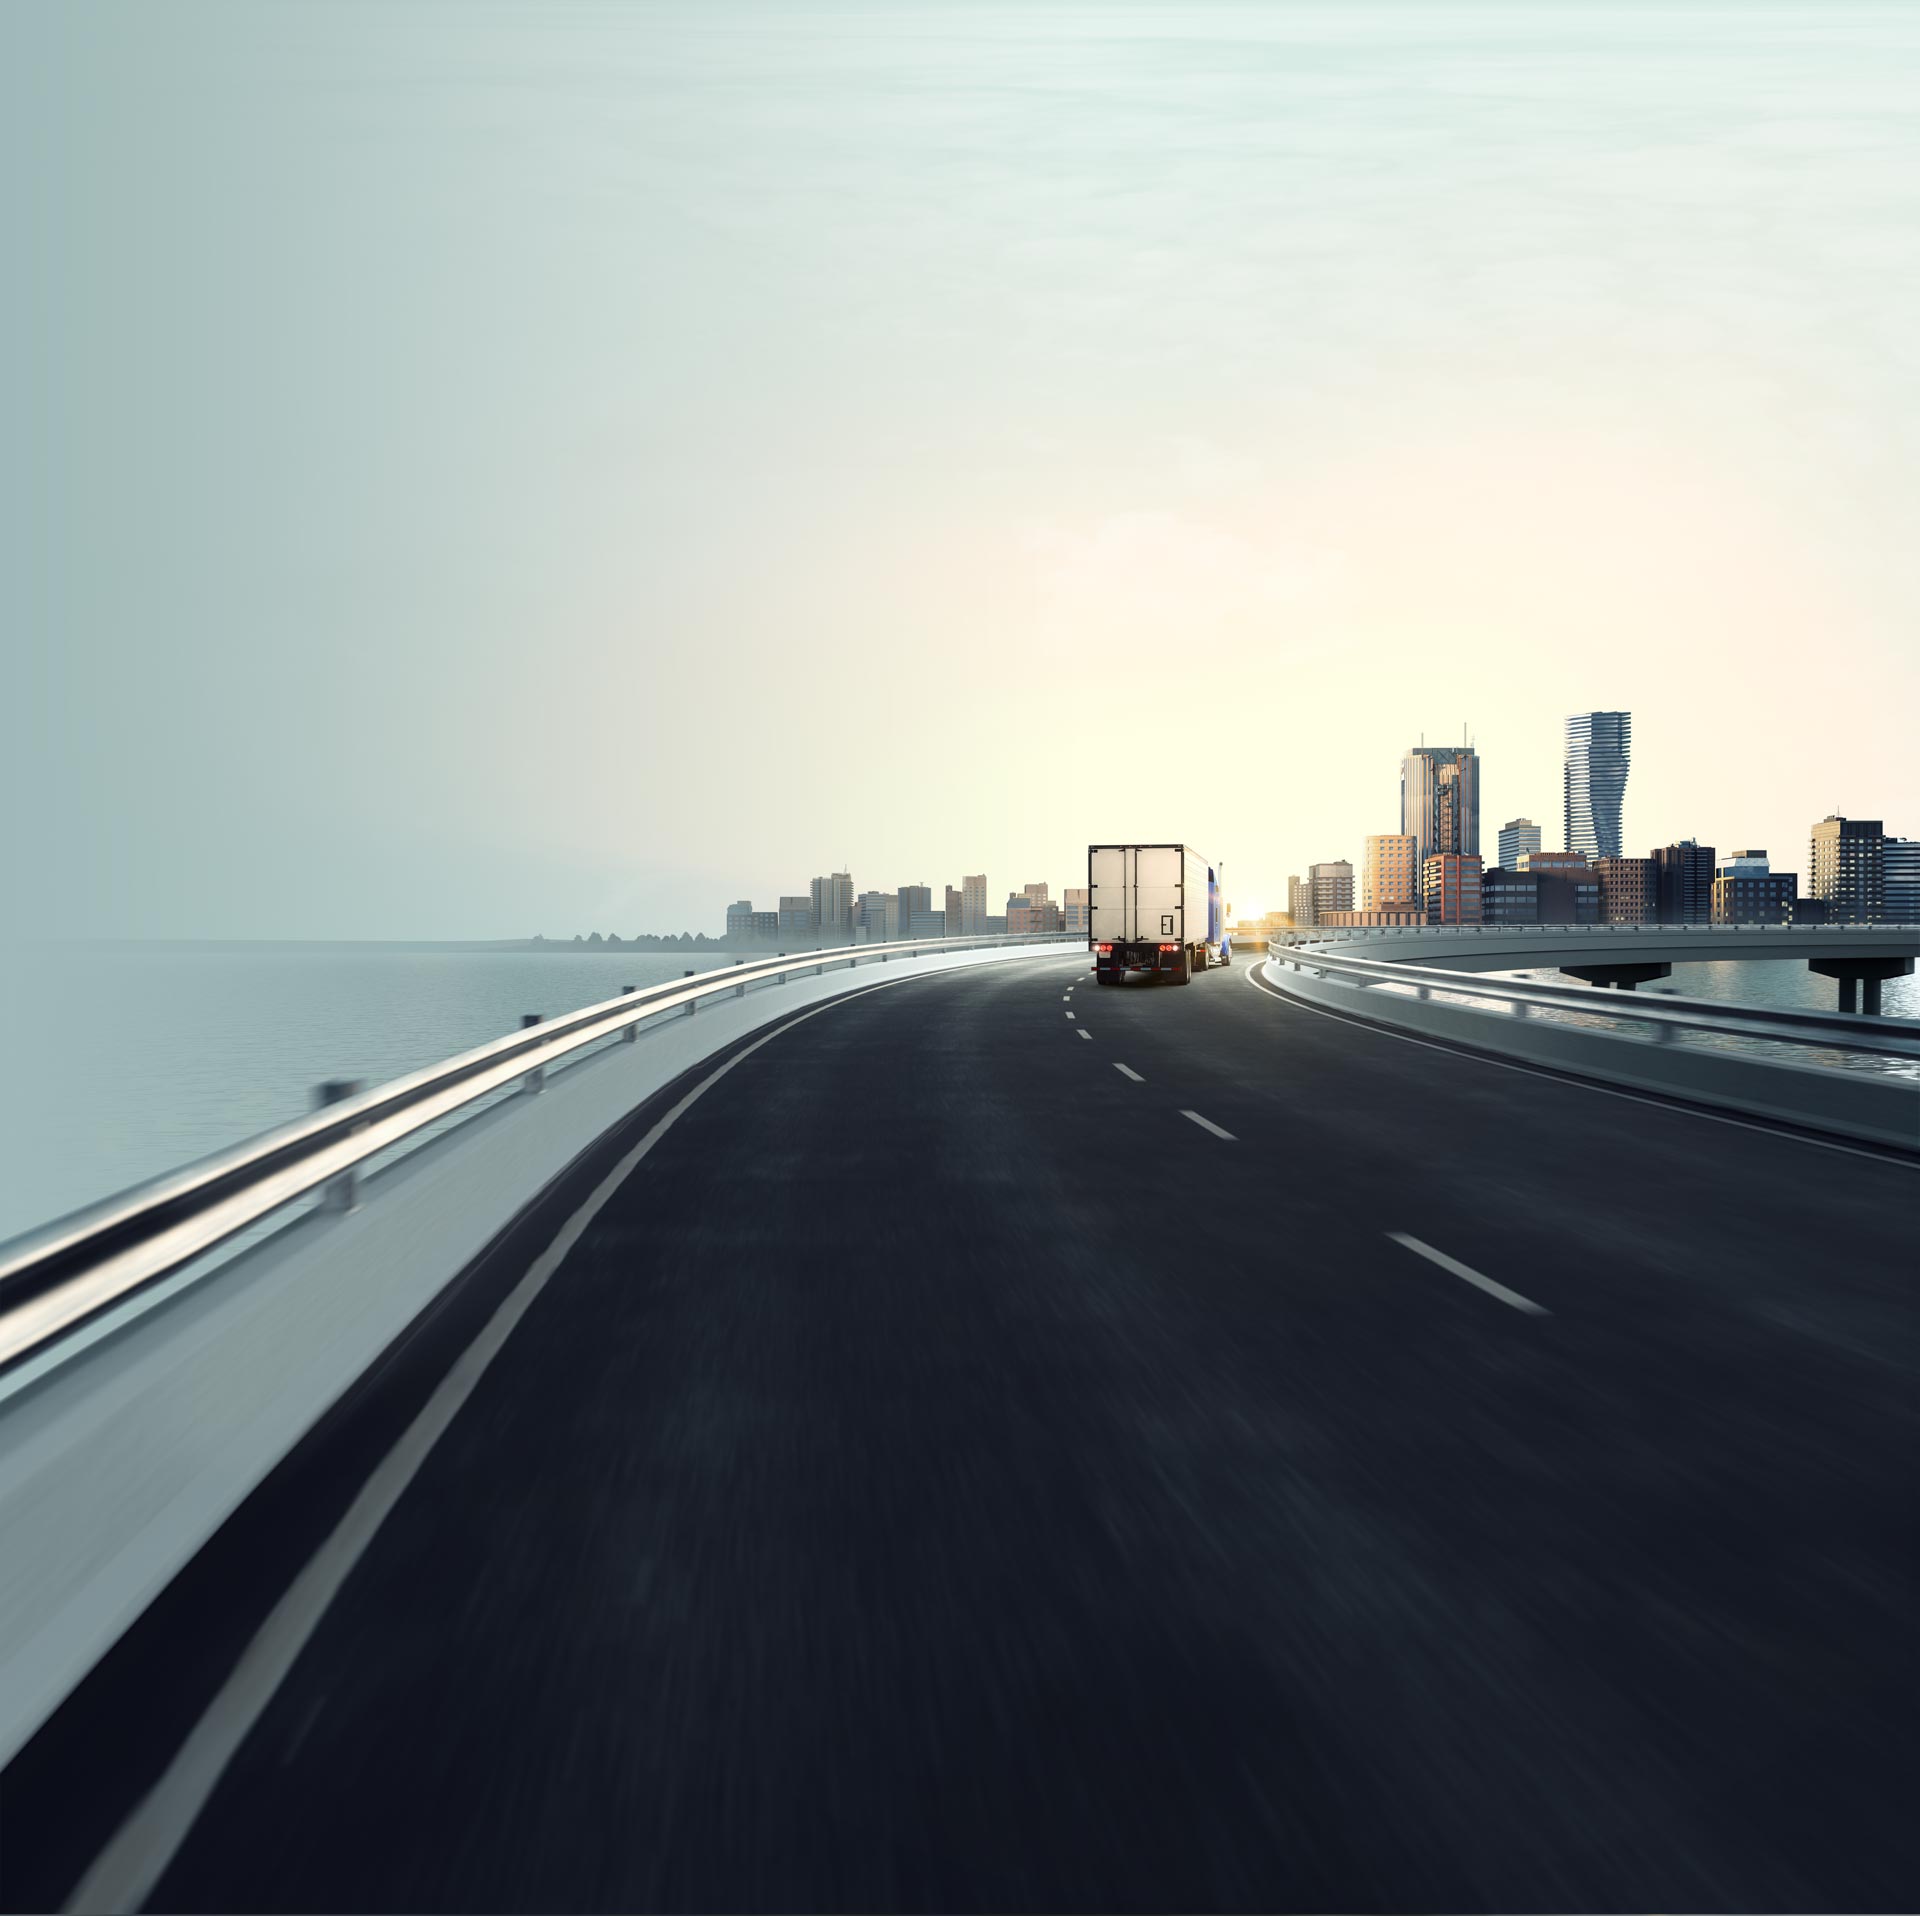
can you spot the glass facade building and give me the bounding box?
[1564,711,1631,859]
[1401,747,1480,864]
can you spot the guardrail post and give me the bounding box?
[1510,1000,1530,1018]
[311,1080,365,1212]
[735,959,746,999]
[520,1014,546,1092]
[621,985,641,1040]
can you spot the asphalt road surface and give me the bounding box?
[9,953,1917,1911]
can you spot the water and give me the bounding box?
[1484,958,1920,1082]
[0,944,755,1247]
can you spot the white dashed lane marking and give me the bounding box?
[1113,1063,1144,1083]
[1181,1110,1236,1141]
[1386,1232,1549,1316]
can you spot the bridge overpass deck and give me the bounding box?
[5,954,1916,1911]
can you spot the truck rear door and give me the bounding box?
[1134,846,1185,943]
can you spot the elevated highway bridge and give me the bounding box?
[1,929,1915,1912]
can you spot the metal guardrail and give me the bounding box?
[1263,940,1920,1059]
[0,932,1081,1375]
[1269,921,1920,945]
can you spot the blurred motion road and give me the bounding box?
[7,953,1917,1911]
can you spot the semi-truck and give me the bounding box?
[1088,844,1228,986]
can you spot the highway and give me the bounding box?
[7,952,1917,1912]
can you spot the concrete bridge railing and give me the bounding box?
[1263,930,1920,1153]
[1267,921,1920,1009]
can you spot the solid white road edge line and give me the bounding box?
[62,978,925,1916]
[1386,1231,1549,1316]
[1113,1063,1144,1082]
[1181,1110,1237,1141]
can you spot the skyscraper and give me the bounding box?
[1809,817,1885,922]
[1309,860,1354,918]
[810,871,854,942]
[896,884,932,933]
[1884,838,1920,923]
[960,873,989,936]
[1286,874,1313,927]
[1401,745,1480,864]
[1653,841,1715,925]
[1497,817,1542,870]
[1422,853,1483,925]
[1564,712,1631,858]
[1362,834,1419,910]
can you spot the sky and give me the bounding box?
[5,2,1916,934]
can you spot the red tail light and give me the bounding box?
[1097,943,1113,953]
[1158,942,1178,951]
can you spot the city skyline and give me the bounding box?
[1284,701,1914,931]
[7,6,1914,941]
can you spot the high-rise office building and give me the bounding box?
[1309,860,1354,918]
[777,895,815,940]
[1711,851,1797,924]
[1564,712,1631,858]
[1063,887,1090,935]
[1422,853,1483,925]
[896,884,933,933]
[724,900,755,942]
[908,909,947,939]
[944,884,965,935]
[811,871,854,942]
[960,873,989,936]
[1401,746,1480,864]
[1809,816,1886,922]
[1884,837,1920,923]
[1497,817,1542,870]
[1653,841,1715,925]
[854,889,891,938]
[1286,874,1313,927]
[1022,882,1049,907]
[1589,856,1657,924]
[1518,850,1601,924]
[1362,833,1420,910]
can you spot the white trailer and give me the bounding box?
[1087,844,1228,986]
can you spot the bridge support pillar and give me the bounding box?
[1562,961,1672,991]
[1808,956,1912,1015]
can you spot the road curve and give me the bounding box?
[6,953,1916,1912]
